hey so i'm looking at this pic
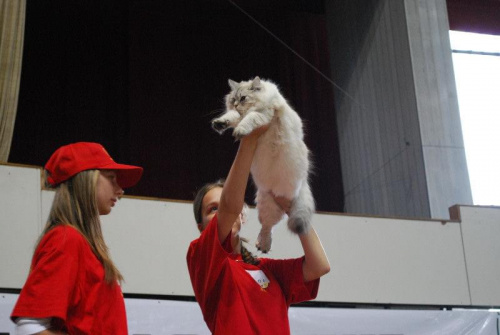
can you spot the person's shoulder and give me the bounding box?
[47,224,84,239]
[40,225,88,250]
[187,237,200,257]
[189,238,200,247]
[257,257,272,264]
[30,225,90,266]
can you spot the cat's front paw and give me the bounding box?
[232,126,251,140]
[211,119,229,134]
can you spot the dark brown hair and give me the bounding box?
[193,180,260,265]
[193,179,225,225]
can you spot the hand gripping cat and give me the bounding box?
[212,76,315,253]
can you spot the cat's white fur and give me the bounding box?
[212,76,314,253]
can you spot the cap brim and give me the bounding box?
[101,163,143,188]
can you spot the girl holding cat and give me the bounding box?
[187,126,330,335]
[11,142,143,335]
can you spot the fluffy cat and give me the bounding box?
[212,76,315,253]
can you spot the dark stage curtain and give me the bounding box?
[447,0,500,36]
[10,0,344,213]
[10,1,131,177]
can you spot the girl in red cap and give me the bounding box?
[187,128,330,334]
[11,142,143,335]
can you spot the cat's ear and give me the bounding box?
[251,76,261,91]
[228,79,239,91]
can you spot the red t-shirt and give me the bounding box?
[187,214,319,335]
[11,225,128,335]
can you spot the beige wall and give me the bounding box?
[1,164,498,306]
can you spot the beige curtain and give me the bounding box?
[0,0,26,162]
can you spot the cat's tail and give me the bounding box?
[288,181,315,234]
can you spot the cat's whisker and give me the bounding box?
[204,109,224,118]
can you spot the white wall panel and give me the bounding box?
[101,198,196,296]
[0,165,41,289]
[2,165,499,306]
[99,195,471,305]
[455,206,500,306]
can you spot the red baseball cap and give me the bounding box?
[45,142,143,188]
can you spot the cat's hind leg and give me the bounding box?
[255,190,285,253]
[288,181,315,235]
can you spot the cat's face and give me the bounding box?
[225,77,263,116]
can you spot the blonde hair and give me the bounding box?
[38,169,123,284]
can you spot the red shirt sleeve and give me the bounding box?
[186,214,232,315]
[259,256,320,306]
[11,226,83,323]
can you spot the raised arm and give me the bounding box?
[273,196,330,282]
[217,126,268,242]
[299,227,330,282]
